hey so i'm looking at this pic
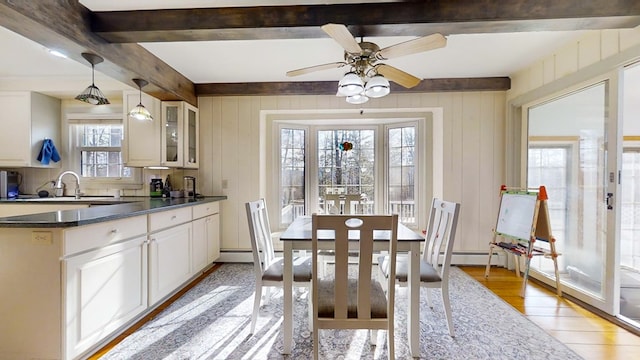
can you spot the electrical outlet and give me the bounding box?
[32,231,53,245]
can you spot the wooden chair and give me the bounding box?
[324,194,362,214]
[245,199,312,334]
[311,214,399,359]
[379,198,461,336]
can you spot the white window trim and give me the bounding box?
[67,114,142,189]
[275,119,422,228]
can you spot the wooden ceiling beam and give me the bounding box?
[195,77,511,96]
[91,0,640,43]
[0,0,196,105]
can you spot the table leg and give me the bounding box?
[407,243,420,357]
[283,242,293,354]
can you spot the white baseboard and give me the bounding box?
[218,250,508,267]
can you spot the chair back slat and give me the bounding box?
[423,198,461,279]
[312,214,398,321]
[246,199,276,276]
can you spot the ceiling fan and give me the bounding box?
[286,23,447,102]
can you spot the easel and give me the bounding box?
[485,185,562,297]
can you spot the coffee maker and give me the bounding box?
[183,176,196,198]
[0,170,20,198]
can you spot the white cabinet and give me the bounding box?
[148,222,192,304]
[0,91,61,168]
[62,215,148,360]
[63,236,148,360]
[122,90,162,167]
[161,101,199,168]
[192,202,220,272]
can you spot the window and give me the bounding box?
[278,121,420,228]
[388,125,417,224]
[69,118,141,186]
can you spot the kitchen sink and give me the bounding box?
[14,196,129,205]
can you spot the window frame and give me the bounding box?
[275,119,421,229]
[67,115,142,188]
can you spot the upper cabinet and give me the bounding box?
[123,93,199,169]
[0,91,61,168]
[161,101,199,169]
[122,90,162,167]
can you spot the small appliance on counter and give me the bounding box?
[149,178,163,197]
[184,176,196,198]
[0,171,20,198]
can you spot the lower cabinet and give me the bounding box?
[63,236,148,360]
[192,214,220,270]
[148,222,193,304]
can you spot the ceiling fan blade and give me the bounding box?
[286,62,347,77]
[321,23,362,54]
[375,64,421,88]
[377,33,446,60]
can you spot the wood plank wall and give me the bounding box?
[197,91,506,260]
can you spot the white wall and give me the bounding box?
[197,91,506,260]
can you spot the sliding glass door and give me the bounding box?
[526,80,619,312]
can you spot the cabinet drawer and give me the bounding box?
[63,215,147,256]
[192,202,219,219]
[149,207,192,232]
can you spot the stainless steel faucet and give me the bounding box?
[54,171,82,199]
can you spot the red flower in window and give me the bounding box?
[339,141,353,151]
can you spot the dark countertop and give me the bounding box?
[0,196,227,228]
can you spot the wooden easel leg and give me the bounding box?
[513,255,521,278]
[550,238,562,296]
[485,245,494,278]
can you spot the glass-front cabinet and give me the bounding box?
[161,101,199,168]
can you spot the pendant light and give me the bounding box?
[75,53,110,105]
[128,78,153,121]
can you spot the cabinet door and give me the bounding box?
[123,90,161,166]
[192,217,208,273]
[148,223,192,304]
[183,103,199,169]
[192,213,220,273]
[64,236,148,360]
[0,92,30,166]
[161,101,183,167]
[208,213,220,263]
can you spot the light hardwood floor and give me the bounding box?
[91,264,640,359]
[461,266,640,360]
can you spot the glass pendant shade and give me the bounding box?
[75,53,110,105]
[364,74,390,98]
[338,72,364,96]
[346,93,369,104]
[129,79,153,121]
[129,103,153,121]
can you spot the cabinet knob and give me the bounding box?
[171,215,177,220]
[110,228,119,234]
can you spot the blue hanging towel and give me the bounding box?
[37,139,61,165]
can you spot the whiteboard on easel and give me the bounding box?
[495,191,538,241]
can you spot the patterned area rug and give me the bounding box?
[100,263,582,359]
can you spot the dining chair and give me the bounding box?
[311,214,399,360]
[245,199,312,334]
[379,198,461,337]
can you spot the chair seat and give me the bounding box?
[263,256,312,282]
[378,255,441,283]
[317,278,387,318]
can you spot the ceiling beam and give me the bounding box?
[91,0,640,43]
[0,0,196,105]
[195,77,511,96]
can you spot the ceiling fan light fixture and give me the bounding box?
[364,74,390,98]
[338,72,364,96]
[346,93,369,104]
[75,53,110,105]
[129,78,153,121]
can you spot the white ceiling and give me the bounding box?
[0,0,590,99]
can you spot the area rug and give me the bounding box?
[100,263,583,359]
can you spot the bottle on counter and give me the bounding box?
[162,175,172,198]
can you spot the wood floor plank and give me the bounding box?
[460,265,640,360]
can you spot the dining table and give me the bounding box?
[279,215,424,357]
